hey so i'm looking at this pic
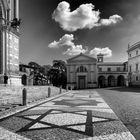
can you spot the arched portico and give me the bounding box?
[117,75,125,86]
[98,76,106,88]
[108,75,115,87]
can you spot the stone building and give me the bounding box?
[0,0,21,85]
[127,41,140,86]
[19,64,50,86]
[19,63,34,86]
[67,53,128,89]
[67,53,98,89]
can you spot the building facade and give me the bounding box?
[0,0,21,85]
[67,53,98,89]
[67,53,128,89]
[19,64,50,86]
[98,62,128,88]
[127,41,140,86]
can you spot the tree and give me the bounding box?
[42,65,51,75]
[28,62,49,85]
[28,61,41,68]
[48,60,67,88]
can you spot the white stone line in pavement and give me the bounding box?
[30,122,50,129]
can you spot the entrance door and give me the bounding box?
[78,76,86,89]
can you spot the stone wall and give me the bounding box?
[0,85,66,105]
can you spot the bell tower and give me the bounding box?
[97,53,104,63]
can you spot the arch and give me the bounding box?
[22,74,27,86]
[108,75,115,87]
[117,75,125,86]
[77,65,87,72]
[98,76,105,88]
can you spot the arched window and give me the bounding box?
[77,65,87,72]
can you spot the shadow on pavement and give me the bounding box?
[107,87,140,93]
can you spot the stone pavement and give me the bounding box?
[0,90,136,140]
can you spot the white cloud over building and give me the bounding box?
[48,34,74,48]
[48,34,88,55]
[52,1,123,31]
[90,47,112,57]
[63,45,88,56]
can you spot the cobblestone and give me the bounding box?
[0,89,136,140]
[96,87,140,139]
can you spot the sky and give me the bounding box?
[19,0,140,65]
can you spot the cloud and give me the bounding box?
[48,34,74,48]
[52,1,123,31]
[63,45,88,56]
[90,47,112,57]
[100,15,123,26]
[48,34,88,55]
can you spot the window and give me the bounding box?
[136,63,138,71]
[136,76,138,81]
[80,66,84,72]
[117,67,120,72]
[77,65,87,72]
[136,50,138,55]
[107,67,111,72]
[99,67,102,72]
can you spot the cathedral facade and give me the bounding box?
[67,53,128,89]
[0,0,20,85]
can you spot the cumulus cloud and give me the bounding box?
[100,15,123,26]
[52,1,123,31]
[48,34,74,48]
[90,47,112,57]
[48,34,88,55]
[63,45,88,56]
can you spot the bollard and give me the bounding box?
[59,85,62,94]
[66,85,68,92]
[22,88,27,106]
[71,86,72,91]
[48,87,51,97]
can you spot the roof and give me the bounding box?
[127,41,140,52]
[67,53,97,62]
[97,62,125,66]
[97,53,104,56]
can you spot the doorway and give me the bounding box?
[78,76,86,89]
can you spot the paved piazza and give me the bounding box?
[0,90,136,140]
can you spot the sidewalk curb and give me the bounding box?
[0,90,72,120]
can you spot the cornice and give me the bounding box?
[127,42,140,53]
[67,53,97,63]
